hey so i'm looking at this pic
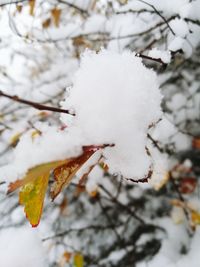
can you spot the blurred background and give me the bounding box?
[0,1,200,267]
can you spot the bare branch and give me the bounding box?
[137,0,175,35]
[0,0,28,7]
[136,53,167,66]
[57,0,89,16]
[0,90,74,115]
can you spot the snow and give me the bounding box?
[180,1,200,20]
[148,48,171,64]
[168,93,187,110]
[85,165,104,193]
[137,218,200,267]
[0,124,83,182]
[168,36,193,57]
[84,14,107,33]
[64,0,91,10]
[169,18,189,38]
[117,0,189,16]
[61,49,162,179]
[0,0,24,5]
[0,226,47,267]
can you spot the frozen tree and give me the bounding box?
[0,0,200,267]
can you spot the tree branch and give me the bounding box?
[137,0,175,35]
[57,0,89,16]
[136,53,167,66]
[0,90,75,115]
[0,0,28,7]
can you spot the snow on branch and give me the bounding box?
[1,49,162,183]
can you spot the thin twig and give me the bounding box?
[0,90,74,115]
[0,0,28,7]
[99,184,145,224]
[170,173,194,236]
[57,0,89,16]
[137,0,175,35]
[136,53,167,66]
[42,223,121,241]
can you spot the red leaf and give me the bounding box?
[50,148,96,200]
[179,177,197,194]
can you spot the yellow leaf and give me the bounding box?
[74,253,84,267]
[0,113,4,121]
[16,4,23,13]
[171,206,184,224]
[73,37,86,46]
[7,146,100,226]
[8,160,68,227]
[50,149,95,200]
[74,185,85,197]
[42,18,51,29]
[150,171,169,191]
[99,162,109,172]
[191,211,200,225]
[51,8,61,27]
[170,199,184,208]
[63,251,72,262]
[19,173,49,227]
[37,111,51,117]
[29,0,35,16]
[59,196,68,215]
[10,132,22,147]
[119,0,128,4]
[8,160,67,194]
[59,251,72,267]
[88,189,98,198]
[31,130,41,140]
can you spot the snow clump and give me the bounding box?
[61,49,163,179]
